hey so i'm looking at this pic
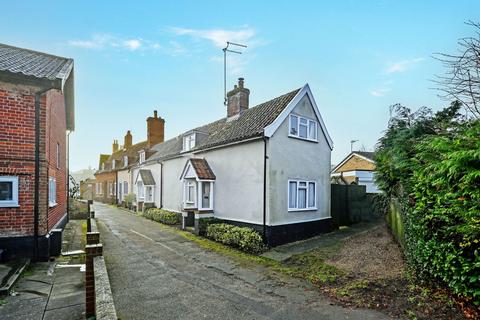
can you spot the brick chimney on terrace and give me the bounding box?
[112,140,119,153]
[227,77,250,118]
[124,130,132,149]
[147,110,165,148]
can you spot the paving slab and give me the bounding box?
[43,303,85,320]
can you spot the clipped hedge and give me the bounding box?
[143,208,181,225]
[206,223,266,254]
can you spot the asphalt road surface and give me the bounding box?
[95,203,390,320]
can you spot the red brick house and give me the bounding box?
[0,44,75,261]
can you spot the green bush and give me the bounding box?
[206,223,266,254]
[144,208,181,225]
[376,103,480,304]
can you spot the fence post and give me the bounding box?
[85,243,103,318]
[86,232,100,245]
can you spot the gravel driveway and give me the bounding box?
[94,203,390,320]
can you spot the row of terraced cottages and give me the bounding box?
[87,78,334,245]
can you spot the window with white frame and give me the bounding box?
[199,181,213,210]
[112,160,116,170]
[288,180,316,211]
[183,133,196,152]
[145,186,154,203]
[49,177,57,207]
[0,176,19,207]
[102,163,105,171]
[183,180,196,204]
[139,151,145,164]
[56,143,60,169]
[123,181,128,195]
[137,181,144,200]
[289,115,317,141]
[124,156,128,167]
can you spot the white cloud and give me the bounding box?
[370,81,392,97]
[385,58,424,74]
[171,27,255,48]
[69,33,151,51]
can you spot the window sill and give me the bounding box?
[0,203,20,208]
[49,203,58,208]
[288,134,318,143]
[288,207,317,212]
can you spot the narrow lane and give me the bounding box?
[95,203,389,320]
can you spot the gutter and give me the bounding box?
[262,136,268,242]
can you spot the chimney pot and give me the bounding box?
[154,110,158,118]
[238,77,244,88]
[124,130,133,149]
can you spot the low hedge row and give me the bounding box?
[143,208,181,225]
[205,223,266,254]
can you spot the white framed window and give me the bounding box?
[112,160,116,170]
[288,180,316,211]
[289,114,318,141]
[102,163,105,171]
[183,133,196,152]
[49,177,57,207]
[124,156,128,167]
[123,181,128,195]
[139,151,146,164]
[183,180,196,204]
[137,181,144,200]
[145,186,154,203]
[0,176,19,207]
[56,143,60,169]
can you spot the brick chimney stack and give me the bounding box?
[112,140,119,153]
[147,110,165,148]
[227,77,250,118]
[124,130,132,149]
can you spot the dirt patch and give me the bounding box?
[326,225,404,280]
[281,223,474,319]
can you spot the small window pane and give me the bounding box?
[298,188,307,209]
[308,121,317,140]
[308,182,316,207]
[299,121,308,138]
[0,182,13,201]
[289,115,298,135]
[288,181,297,208]
[201,182,210,208]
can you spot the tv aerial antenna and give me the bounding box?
[223,41,247,106]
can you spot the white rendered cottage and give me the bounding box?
[132,78,333,245]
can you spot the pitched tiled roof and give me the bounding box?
[190,158,216,180]
[354,151,375,161]
[148,88,301,162]
[0,43,73,81]
[139,169,156,185]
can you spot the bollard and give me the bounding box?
[85,243,103,318]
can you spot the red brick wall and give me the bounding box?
[0,82,66,237]
[45,90,67,231]
[93,171,117,204]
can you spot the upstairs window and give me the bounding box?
[124,156,128,167]
[112,160,116,170]
[183,133,196,152]
[288,180,316,211]
[101,163,105,171]
[49,177,57,207]
[0,176,19,207]
[139,151,146,164]
[289,115,318,141]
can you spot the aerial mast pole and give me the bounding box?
[223,41,247,105]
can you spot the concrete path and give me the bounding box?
[0,221,85,320]
[95,203,391,320]
[262,221,383,262]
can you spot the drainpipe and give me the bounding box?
[262,136,268,243]
[66,130,71,223]
[160,162,163,208]
[33,88,49,262]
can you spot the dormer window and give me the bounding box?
[112,160,116,170]
[183,133,196,152]
[124,156,128,167]
[139,151,146,164]
[289,114,318,141]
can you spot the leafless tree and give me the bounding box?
[434,21,480,119]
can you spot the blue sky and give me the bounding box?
[1,1,478,171]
